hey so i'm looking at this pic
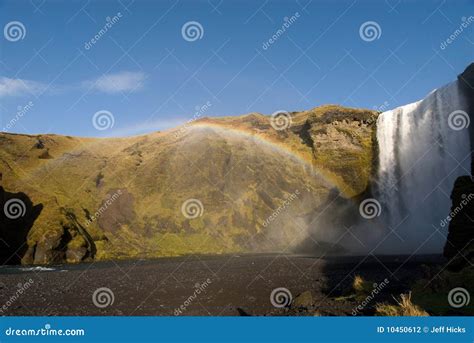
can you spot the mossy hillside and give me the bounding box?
[0,105,378,264]
[199,105,378,197]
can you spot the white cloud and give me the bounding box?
[0,77,47,97]
[0,71,145,98]
[85,71,146,94]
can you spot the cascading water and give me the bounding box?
[375,81,471,254]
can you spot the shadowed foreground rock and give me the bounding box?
[444,176,474,269]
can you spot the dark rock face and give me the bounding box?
[444,64,474,269]
[458,62,474,174]
[30,229,65,264]
[443,176,474,269]
[458,63,474,90]
[0,187,43,264]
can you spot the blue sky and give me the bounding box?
[0,0,473,137]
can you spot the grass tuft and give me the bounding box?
[375,293,429,316]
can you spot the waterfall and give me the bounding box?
[375,81,471,254]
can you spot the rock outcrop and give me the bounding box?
[443,64,474,268]
[458,62,474,174]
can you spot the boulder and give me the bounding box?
[292,290,314,309]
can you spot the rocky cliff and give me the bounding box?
[443,63,474,268]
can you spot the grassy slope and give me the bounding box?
[0,105,378,264]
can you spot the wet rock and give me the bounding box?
[33,231,64,264]
[66,246,88,263]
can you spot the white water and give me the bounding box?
[19,266,56,272]
[375,81,471,254]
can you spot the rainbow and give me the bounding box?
[7,121,350,197]
[189,122,350,197]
